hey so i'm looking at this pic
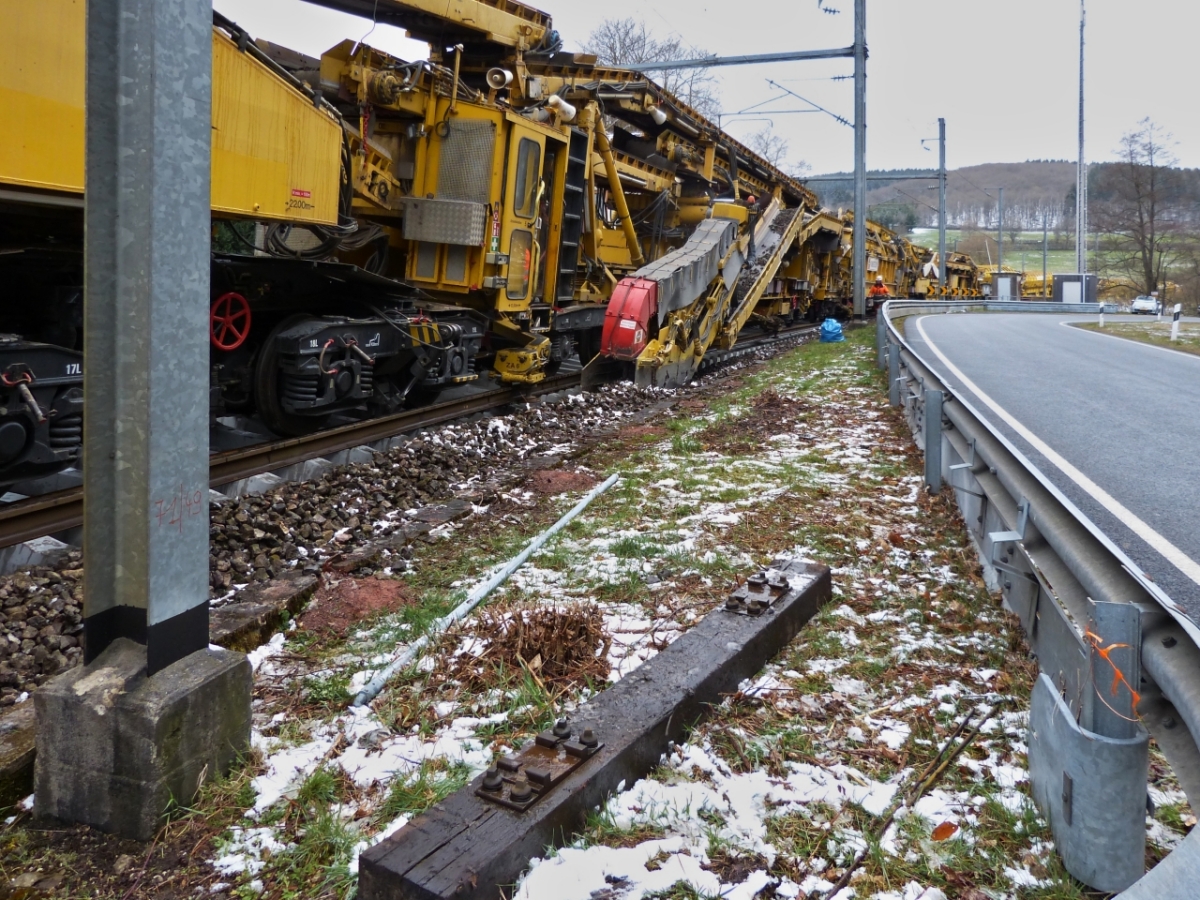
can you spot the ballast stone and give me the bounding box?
[34,638,251,840]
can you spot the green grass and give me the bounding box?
[302,671,353,707]
[375,760,472,825]
[1074,320,1200,356]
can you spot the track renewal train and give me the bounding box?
[0,0,978,488]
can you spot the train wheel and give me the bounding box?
[253,315,331,437]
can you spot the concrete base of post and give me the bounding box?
[34,638,251,840]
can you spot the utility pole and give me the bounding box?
[625,4,870,314]
[36,0,250,840]
[852,0,867,317]
[997,187,1004,276]
[1043,213,1049,298]
[938,117,946,299]
[1076,0,1087,275]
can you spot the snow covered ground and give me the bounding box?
[190,330,1190,898]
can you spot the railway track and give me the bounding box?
[0,371,581,550]
[0,323,820,551]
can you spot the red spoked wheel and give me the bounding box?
[210,293,252,351]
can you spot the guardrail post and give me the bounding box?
[876,311,886,369]
[1085,602,1143,738]
[924,390,943,493]
[887,344,900,407]
[1029,600,1148,892]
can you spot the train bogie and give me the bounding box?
[0,0,984,487]
[0,337,83,487]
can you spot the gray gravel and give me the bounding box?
[0,334,812,702]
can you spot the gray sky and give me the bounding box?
[216,0,1199,175]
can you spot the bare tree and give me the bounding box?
[790,159,813,176]
[742,125,811,179]
[583,18,721,120]
[1091,119,1185,296]
[746,126,789,168]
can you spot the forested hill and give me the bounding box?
[807,160,1200,232]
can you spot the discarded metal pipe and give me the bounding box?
[351,473,620,706]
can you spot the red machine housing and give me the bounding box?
[600,277,657,360]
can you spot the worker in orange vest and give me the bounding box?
[868,276,891,299]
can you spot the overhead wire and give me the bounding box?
[351,0,380,57]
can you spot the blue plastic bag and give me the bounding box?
[819,318,845,343]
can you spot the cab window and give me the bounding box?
[507,230,532,299]
[513,139,540,219]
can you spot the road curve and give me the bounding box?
[906,312,1200,621]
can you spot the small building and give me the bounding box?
[992,273,1021,301]
[1053,274,1098,304]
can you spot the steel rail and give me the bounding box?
[0,372,581,550]
[880,299,1200,894]
[206,371,582,486]
[0,323,820,552]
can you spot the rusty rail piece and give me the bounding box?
[0,372,581,550]
[359,558,832,900]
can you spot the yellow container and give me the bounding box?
[0,0,85,195]
[0,0,342,226]
[211,28,341,225]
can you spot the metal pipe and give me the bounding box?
[852,0,867,318]
[352,473,621,706]
[449,44,464,113]
[594,126,645,267]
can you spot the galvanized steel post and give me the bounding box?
[1043,213,1049,298]
[852,0,867,318]
[1086,602,1142,739]
[937,118,946,299]
[876,309,886,369]
[887,343,900,407]
[924,389,942,492]
[83,0,212,674]
[1076,0,1088,276]
[997,186,1004,277]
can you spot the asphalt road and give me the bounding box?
[906,312,1200,621]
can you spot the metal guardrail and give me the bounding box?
[879,299,1200,895]
[883,299,1116,315]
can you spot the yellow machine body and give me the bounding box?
[0,0,85,196]
[211,29,342,224]
[0,0,342,225]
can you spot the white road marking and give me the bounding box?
[1057,318,1200,364]
[913,315,1200,589]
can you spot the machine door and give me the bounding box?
[499,124,549,313]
